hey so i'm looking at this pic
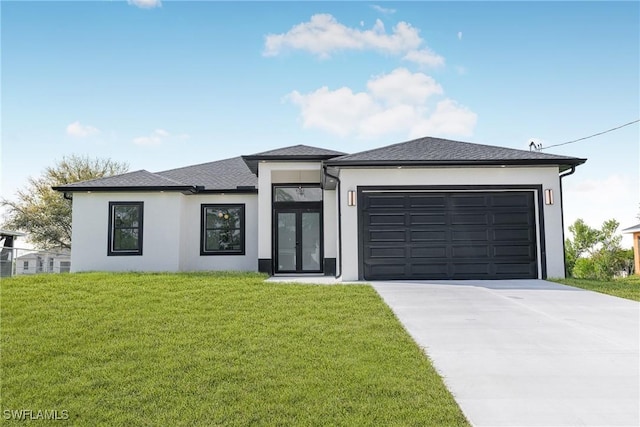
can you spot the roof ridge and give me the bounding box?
[156,156,243,174]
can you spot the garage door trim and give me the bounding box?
[357,185,546,280]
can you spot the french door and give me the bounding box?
[275,208,322,273]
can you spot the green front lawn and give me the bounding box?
[552,275,640,301]
[1,272,468,426]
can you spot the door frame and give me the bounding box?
[272,184,324,274]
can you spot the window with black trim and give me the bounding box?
[201,204,245,255]
[108,202,143,256]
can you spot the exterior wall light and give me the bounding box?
[544,189,554,205]
[347,190,356,207]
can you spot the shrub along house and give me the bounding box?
[54,136,586,281]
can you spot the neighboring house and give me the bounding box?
[622,224,640,275]
[53,136,586,281]
[16,250,71,275]
[0,230,26,278]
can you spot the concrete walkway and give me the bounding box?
[372,280,640,427]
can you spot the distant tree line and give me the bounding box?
[1,156,128,249]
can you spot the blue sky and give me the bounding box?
[2,1,639,245]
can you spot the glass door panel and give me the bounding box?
[301,212,321,271]
[277,212,296,271]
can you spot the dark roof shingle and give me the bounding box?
[241,144,346,175]
[158,156,257,191]
[326,136,586,171]
[53,170,192,190]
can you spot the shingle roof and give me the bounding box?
[242,144,346,175]
[157,156,257,191]
[326,136,586,171]
[53,157,257,192]
[53,170,193,191]
[246,144,346,157]
[53,137,587,193]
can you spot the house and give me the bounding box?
[0,229,26,277]
[53,136,586,281]
[622,224,640,275]
[16,250,71,275]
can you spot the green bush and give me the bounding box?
[572,258,596,279]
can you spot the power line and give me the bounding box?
[532,119,640,151]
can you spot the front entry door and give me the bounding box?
[275,208,322,273]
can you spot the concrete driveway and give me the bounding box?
[372,280,639,427]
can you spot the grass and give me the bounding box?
[552,275,640,301]
[1,272,468,426]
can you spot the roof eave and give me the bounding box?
[52,185,198,193]
[242,154,342,176]
[324,158,587,171]
[52,185,259,194]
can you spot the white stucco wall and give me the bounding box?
[178,194,258,271]
[71,192,183,272]
[71,191,258,273]
[257,162,323,261]
[338,166,565,281]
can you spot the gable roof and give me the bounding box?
[242,144,346,175]
[53,157,257,193]
[622,223,640,234]
[326,136,586,171]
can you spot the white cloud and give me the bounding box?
[367,68,442,105]
[127,0,161,9]
[133,129,171,146]
[402,48,445,67]
[458,31,463,40]
[287,68,476,139]
[66,121,99,138]
[263,14,424,59]
[409,99,477,138]
[288,87,378,137]
[371,5,396,15]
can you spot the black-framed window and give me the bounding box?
[201,204,245,255]
[108,202,143,256]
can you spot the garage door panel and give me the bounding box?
[409,213,447,225]
[369,230,406,242]
[452,245,490,258]
[368,246,405,258]
[410,246,448,258]
[367,213,406,226]
[450,194,488,207]
[490,193,532,207]
[493,212,532,226]
[361,190,538,280]
[410,263,449,276]
[411,230,447,242]
[365,195,406,209]
[451,263,492,275]
[493,245,534,258]
[451,229,490,241]
[494,263,537,276]
[366,263,406,278]
[408,195,446,208]
[493,228,533,242]
[451,213,490,225]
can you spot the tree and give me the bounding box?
[565,218,628,280]
[1,156,129,249]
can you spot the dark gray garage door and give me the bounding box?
[361,191,538,280]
